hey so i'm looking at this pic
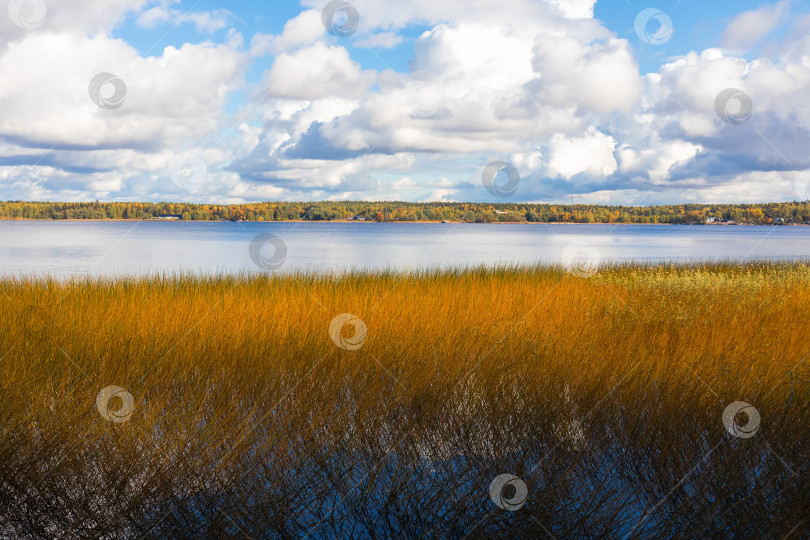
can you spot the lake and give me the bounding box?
[1,221,809,278]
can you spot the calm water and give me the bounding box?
[1,221,809,278]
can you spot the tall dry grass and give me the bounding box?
[0,263,807,538]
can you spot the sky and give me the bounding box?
[1,0,809,205]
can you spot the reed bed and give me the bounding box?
[0,262,807,538]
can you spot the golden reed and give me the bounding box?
[0,263,807,537]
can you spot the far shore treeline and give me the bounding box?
[2,200,810,224]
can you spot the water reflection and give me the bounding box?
[0,221,808,278]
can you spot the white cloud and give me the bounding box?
[135,0,232,33]
[643,47,810,169]
[0,33,246,149]
[355,32,404,49]
[722,0,792,52]
[251,10,325,56]
[547,128,618,179]
[617,141,702,182]
[0,11,247,201]
[410,23,535,90]
[530,34,642,114]
[300,0,594,29]
[544,0,596,19]
[391,177,418,190]
[267,43,376,99]
[424,187,457,202]
[0,0,150,40]
[510,150,544,172]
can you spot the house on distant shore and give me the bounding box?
[157,214,181,220]
[705,217,742,225]
[348,215,366,221]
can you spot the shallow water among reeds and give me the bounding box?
[0,265,807,538]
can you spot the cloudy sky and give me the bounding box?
[1,0,809,205]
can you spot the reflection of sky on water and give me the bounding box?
[0,221,809,278]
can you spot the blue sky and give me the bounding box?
[596,0,803,70]
[1,0,809,205]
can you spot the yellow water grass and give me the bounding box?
[0,263,807,538]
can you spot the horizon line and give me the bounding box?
[2,199,809,208]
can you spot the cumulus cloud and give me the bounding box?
[250,10,325,56]
[547,128,618,179]
[0,0,247,201]
[267,43,376,99]
[0,0,150,41]
[1,0,809,204]
[643,47,810,170]
[0,33,246,150]
[529,33,642,114]
[234,3,642,194]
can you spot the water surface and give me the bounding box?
[1,221,808,278]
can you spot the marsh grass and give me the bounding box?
[0,263,808,538]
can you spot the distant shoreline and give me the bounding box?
[0,218,805,226]
[3,201,806,226]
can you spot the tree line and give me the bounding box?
[1,200,809,224]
